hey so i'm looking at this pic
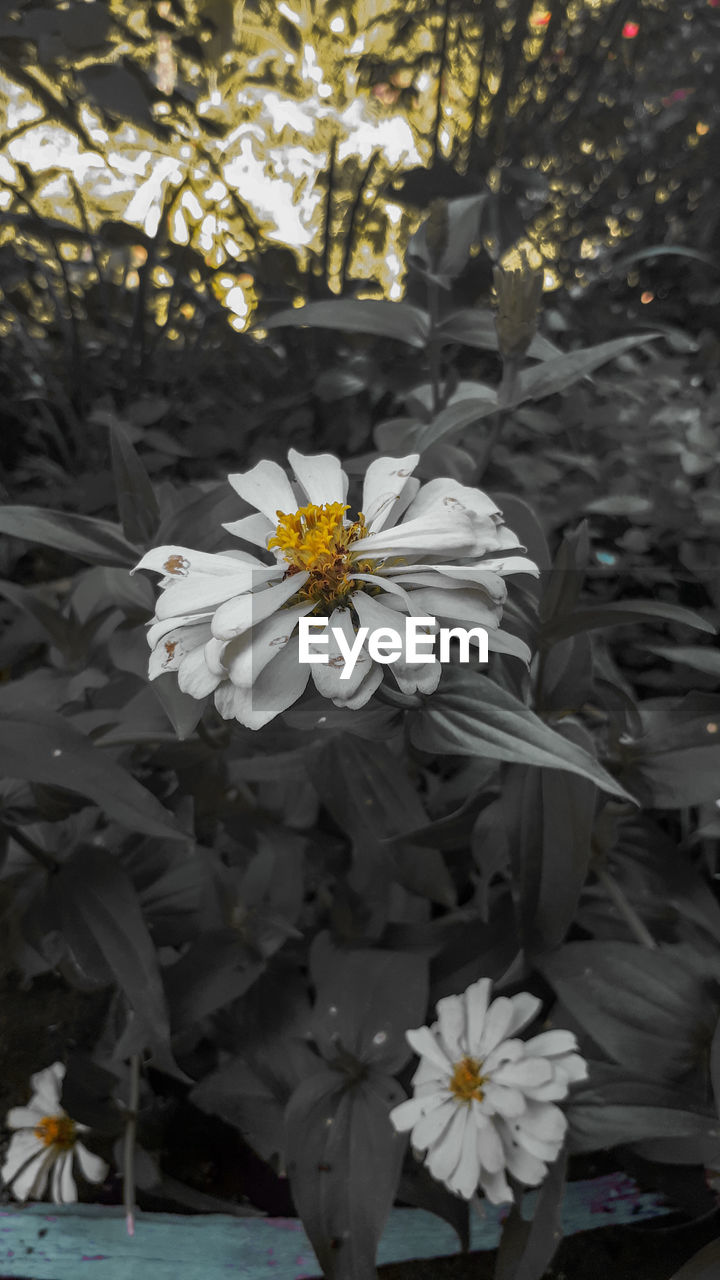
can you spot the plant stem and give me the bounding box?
[2,823,59,873]
[123,1053,140,1237]
[595,864,658,950]
[475,359,519,481]
[428,278,441,414]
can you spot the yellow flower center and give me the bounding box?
[449,1056,487,1103]
[34,1114,77,1150]
[268,502,375,609]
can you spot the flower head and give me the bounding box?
[1,1063,109,1204]
[389,979,587,1203]
[134,451,536,730]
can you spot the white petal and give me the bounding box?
[435,994,465,1060]
[476,1118,505,1173]
[75,1142,109,1185]
[288,448,348,507]
[331,659,384,709]
[482,1039,525,1075]
[218,634,311,729]
[1,1131,43,1183]
[29,1063,64,1113]
[227,459,298,522]
[482,1082,527,1118]
[478,993,541,1058]
[360,454,419,532]
[5,1106,45,1130]
[403,478,499,524]
[222,512,275,549]
[492,1058,553,1089]
[479,1166,513,1205]
[146,612,214,649]
[388,567,507,603]
[134,546,263,579]
[521,1078,572,1102]
[354,514,478,560]
[465,979,493,1053]
[406,1026,454,1076]
[177,643,222,698]
[148,622,212,680]
[425,1106,469,1184]
[403,586,501,631]
[350,574,414,611]
[389,1094,444,1134]
[412,1098,459,1150]
[503,1142,547,1187]
[445,1120,481,1200]
[155,566,277,621]
[58,1150,77,1204]
[224,601,314,688]
[12,1148,54,1202]
[552,1052,589,1085]
[311,607,373,701]
[211,573,309,641]
[523,1030,578,1059]
[487,629,533,664]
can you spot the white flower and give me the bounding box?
[1,1062,109,1204]
[134,450,537,729]
[389,979,587,1204]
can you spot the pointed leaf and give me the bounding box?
[109,419,160,545]
[512,333,660,403]
[542,599,715,645]
[0,706,184,840]
[494,1146,567,1280]
[0,506,138,567]
[265,300,431,348]
[409,670,634,802]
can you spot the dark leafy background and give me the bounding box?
[1,3,720,1280]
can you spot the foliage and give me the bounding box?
[1,189,720,1279]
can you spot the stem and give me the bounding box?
[432,0,452,165]
[596,864,658,950]
[123,1053,140,1237]
[475,359,519,482]
[428,278,441,414]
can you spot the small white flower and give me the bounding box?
[1,1063,109,1204]
[389,979,588,1204]
[134,450,537,729]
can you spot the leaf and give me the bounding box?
[309,937,428,1074]
[584,495,654,517]
[0,577,78,655]
[437,309,561,361]
[668,1241,720,1280]
[613,245,720,274]
[568,1064,718,1153]
[109,419,160,545]
[411,393,498,454]
[621,693,720,808]
[285,1066,406,1280]
[512,333,660,404]
[541,599,715,646]
[409,670,634,802]
[152,672,206,740]
[494,1146,567,1280]
[641,645,720,679]
[540,943,715,1080]
[0,705,184,840]
[264,300,431,348]
[163,930,264,1029]
[0,506,138,567]
[56,847,173,1064]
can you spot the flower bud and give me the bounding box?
[493,251,544,361]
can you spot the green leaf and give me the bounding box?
[0,505,138,567]
[265,299,431,348]
[152,672,206,740]
[668,1241,720,1280]
[55,847,173,1064]
[512,333,660,404]
[409,670,634,802]
[568,1064,718,1153]
[541,599,716,646]
[309,937,428,1074]
[0,577,78,655]
[540,943,715,1080]
[109,419,161,546]
[0,705,184,841]
[285,1066,406,1280]
[163,930,264,1029]
[537,723,597,951]
[494,1146,567,1280]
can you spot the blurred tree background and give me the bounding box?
[0,0,718,494]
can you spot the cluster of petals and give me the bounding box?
[134,449,537,729]
[1,1063,108,1204]
[389,979,588,1203]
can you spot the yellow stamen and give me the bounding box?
[449,1056,487,1103]
[34,1114,77,1150]
[268,502,375,609]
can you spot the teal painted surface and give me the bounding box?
[0,1175,669,1280]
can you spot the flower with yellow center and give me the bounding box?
[389,979,588,1203]
[134,449,537,730]
[2,1062,108,1204]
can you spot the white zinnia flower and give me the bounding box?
[389,979,588,1204]
[134,450,537,729]
[1,1062,109,1204]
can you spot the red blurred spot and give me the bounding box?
[532,10,552,25]
[622,20,639,37]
